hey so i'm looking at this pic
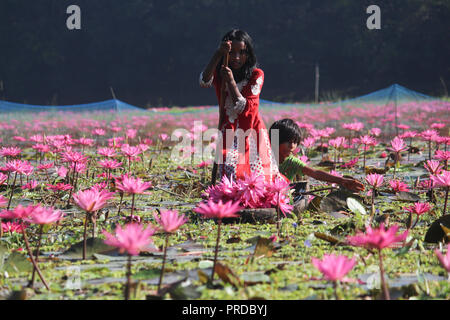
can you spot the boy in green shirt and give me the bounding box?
[269,119,364,213]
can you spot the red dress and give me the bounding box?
[200,68,280,182]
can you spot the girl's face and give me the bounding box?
[279,141,298,163]
[229,40,247,70]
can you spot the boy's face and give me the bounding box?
[279,141,298,162]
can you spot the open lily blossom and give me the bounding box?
[312,254,357,282]
[0,173,7,185]
[154,209,188,233]
[430,170,450,188]
[115,175,152,194]
[347,223,408,250]
[73,188,115,212]
[404,202,431,216]
[103,223,155,256]
[365,173,384,188]
[194,199,241,219]
[388,136,408,153]
[0,204,40,220]
[1,221,26,233]
[27,206,64,225]
[389,180,409,192]
[0,146,22,158]
[424,160,443,175]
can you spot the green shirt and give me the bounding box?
[279,155,307,181]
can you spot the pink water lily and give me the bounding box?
[347,223,408,300]
[115,175,152,195]
[365,173,384,188]
[389,180,409,193]
[27,206,64,225]
[154,209,188,233]
[388,136,408,153]
[103,223,155,256]
[347,223,408,250]
[194,199,241,220]
[424,160,443,175]
[73,188,114,213]
[430,170,450,216]
[312,253,357,282]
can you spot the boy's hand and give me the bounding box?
[340,178,365,192]
[218,40,232,56]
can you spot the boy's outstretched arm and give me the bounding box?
[301,166,365,192]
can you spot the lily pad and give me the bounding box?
[222,208,278,224]
[240,272,271,285]
[132,268,161,280]
[320,190,364,213]
[347,197,367,215]
[61,238,118,259]
[2,252,33,274]
[395,192,421,202]
[198,260,214,269]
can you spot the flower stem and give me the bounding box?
[29,224,44,288]
[82,215,89,260]
[21,227,50,290]
[369,188,375,225]
[442,187,449,217]
[157,233,169,293]
[7,172,18,210]
[130,193,136,218]
[125,254,132,300]
[378,249,390,300]
[117,192,124,216]
[333,281,340,300]
[211,219,222,281]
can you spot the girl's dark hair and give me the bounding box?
[269,119,304,145]
[216,29,257,83]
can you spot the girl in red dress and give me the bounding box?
[200,29,279,182]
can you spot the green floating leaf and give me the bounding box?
[395,192,421,202]
[3,251,33,274]
[132,268,160,280]
[198,260,214,269]
[61,238,118,259]
[347,197,367,215]
[314,232,346,245]
[240,272,271,285]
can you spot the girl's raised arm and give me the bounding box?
[200,41,231,87]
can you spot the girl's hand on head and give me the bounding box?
[218,41,232,56]
[221,65,234,83]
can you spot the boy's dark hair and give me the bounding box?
[269,119,304,145]
[216,29,257,83]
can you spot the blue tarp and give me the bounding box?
[336,83,435,105]
[0,99,144,113]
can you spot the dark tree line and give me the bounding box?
[0,0,448,108]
